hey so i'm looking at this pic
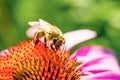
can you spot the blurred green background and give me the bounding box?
[0,0,120,61]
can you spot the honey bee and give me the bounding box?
[28,19,65,50]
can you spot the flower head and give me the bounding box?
[0,40,84,80]
[0,19,120,80]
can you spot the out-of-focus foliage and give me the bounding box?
[0,0,120,61]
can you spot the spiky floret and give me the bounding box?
[0,40,83,80]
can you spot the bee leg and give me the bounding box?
[50,43,56,51]
[34,30,47,45]
[33,31,40,45]
[44,37,47,48]
[33,39,39,45]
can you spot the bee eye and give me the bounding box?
[53,38,58,42]
[47,32,51,35]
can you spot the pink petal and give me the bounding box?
[81,72,120,80]
[71,46,120,72]
[26,27,39,38]
[0,49,10,56]
[70,46,120,79]
[81,57,120,73]
[63,30,96,51]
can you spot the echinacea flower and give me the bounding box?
[0,29,96,80]
[0,21,120,80]
[26,27,120,80]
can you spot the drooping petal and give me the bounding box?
[63,30,97,51]
[70,46,120,80]
[81,72,120,80]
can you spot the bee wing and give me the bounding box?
[39,19,52,26]
[39,19,52,32]
[28,21,40,27]
[52,26,63,36]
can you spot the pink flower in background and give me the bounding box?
[0,27,120,79]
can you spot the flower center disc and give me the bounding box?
[0,40,83,80]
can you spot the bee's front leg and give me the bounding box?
[50,43,56,51]
[33,31,40,44]
[44,37,47,48]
